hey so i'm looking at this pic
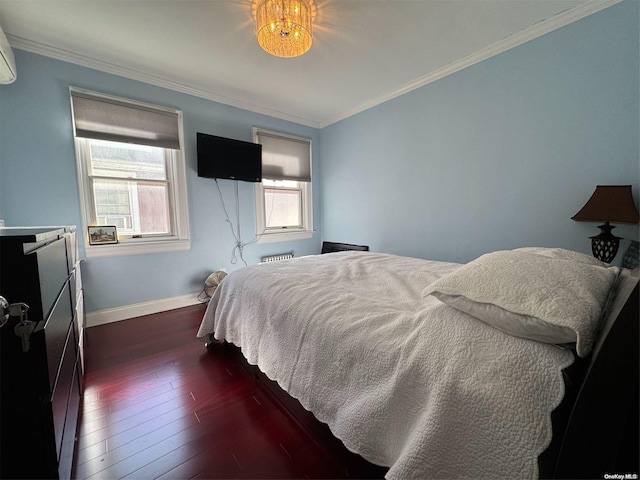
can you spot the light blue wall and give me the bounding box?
[320,0,639,264]
[1,1,638,315]
[0,51,321,313]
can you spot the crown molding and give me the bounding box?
[318,0,621,128]
[6,0,620,130]
[7,34,321,129]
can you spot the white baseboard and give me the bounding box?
[86,293,204,327]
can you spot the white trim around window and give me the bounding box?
[255,183,313,243]
[253,128,313,244]
[71,88,190,257]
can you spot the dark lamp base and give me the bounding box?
[590,223,621,263]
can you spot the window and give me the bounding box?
[71,88,190,257]
[253,128,313,243]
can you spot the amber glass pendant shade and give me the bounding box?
[254,0,314,58]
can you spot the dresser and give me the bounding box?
[0,226,84,479]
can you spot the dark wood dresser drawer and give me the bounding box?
[32,237,70,321]
[0,226,83,479]
[43,279,73,392]
[51,321,77,456]
[1,231,69,325]
[59,359,81,479]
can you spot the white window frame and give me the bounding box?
[253,128,313,244]
[71,88,190,257]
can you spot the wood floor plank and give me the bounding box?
[80,384,181,435]
[80,383,181,426]
[81,354,231,422]
[80,353,230,419]
[76,410,199,469]
[77,373,256,462]
[75,413,200,478]
[81,389,196,441]
[119,407,280,480]
[73,304,384,480]
[166,441,242,480]
[83,391,273,479]
[77,392,195,450]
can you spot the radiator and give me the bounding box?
[261,252,294,263]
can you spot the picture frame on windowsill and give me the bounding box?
[88,225,118,245]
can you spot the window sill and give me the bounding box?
[256,230,313,244]
[85,238,190,258]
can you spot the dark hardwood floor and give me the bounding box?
[73,304,378,479]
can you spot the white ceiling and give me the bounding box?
[0,0,618,128]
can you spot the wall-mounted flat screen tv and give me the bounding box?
[197,132,262,182]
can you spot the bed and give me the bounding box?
[197,247,639,479]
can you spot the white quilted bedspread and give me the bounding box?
[197,252,575,479]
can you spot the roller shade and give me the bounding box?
[70,89,181,150]
[257,131,311,182]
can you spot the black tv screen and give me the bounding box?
[197,132,262,182]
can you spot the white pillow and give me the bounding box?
[423,249,620,357]
[513,247,610,267]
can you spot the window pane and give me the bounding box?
[89,139,167,180]
[135,181,171,234]
[264,187,302,228]
[93,178,170,235]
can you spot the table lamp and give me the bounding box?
[572,185,639,263]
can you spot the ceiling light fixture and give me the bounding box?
[254,0,314,58]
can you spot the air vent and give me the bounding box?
[261,252,293,263]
